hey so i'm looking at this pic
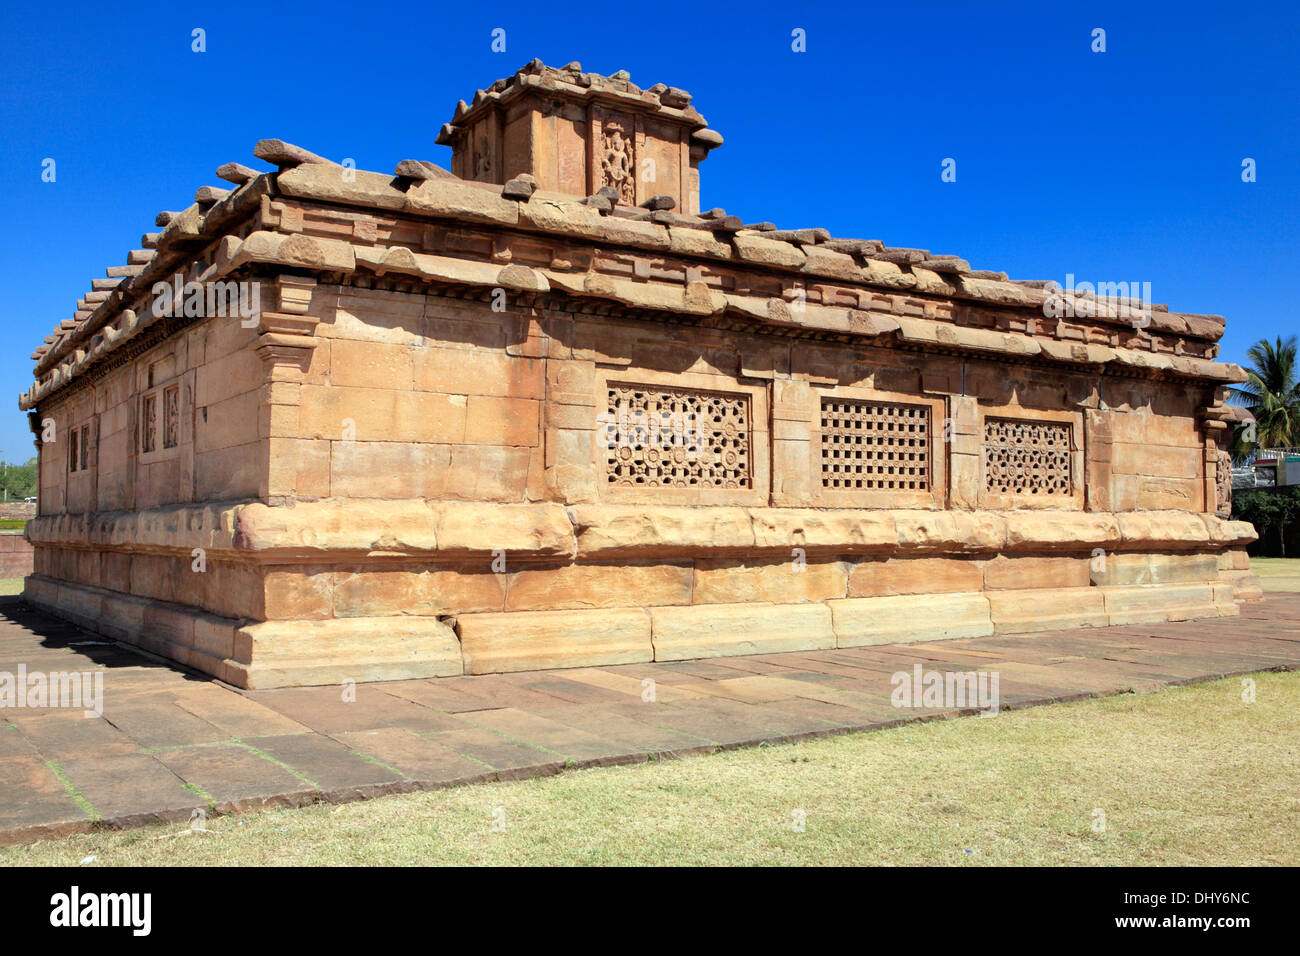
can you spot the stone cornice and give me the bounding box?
[26,500,1257,561]
[23,146,1246,411]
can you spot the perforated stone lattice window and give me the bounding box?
[820,399,931,491]
[604,384,751,489]
[983,417,1073,495]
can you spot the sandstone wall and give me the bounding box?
[277,283,1218,514]
[38,313,264,517]
[0,532,34,579]
[22,283,1258,688]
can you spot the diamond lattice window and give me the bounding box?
[983,417,1072,495]
[819,399,931,491]
[604,384,751,489]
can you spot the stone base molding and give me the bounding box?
[22,575,463,689]
[24,571,1250,688]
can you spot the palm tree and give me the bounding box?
[1228,335,1300,458]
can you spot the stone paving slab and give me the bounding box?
[243,733,403,792]
[0,592,1297,843]
[323,728,492,783]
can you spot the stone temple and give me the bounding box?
[20,60,1261,688]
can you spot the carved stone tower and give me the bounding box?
[435,59,723,214]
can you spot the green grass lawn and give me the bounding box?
[1251,557,1300,592]
[0,578,24,597]
[3,671,1296,866]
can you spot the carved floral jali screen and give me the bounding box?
[983,417,1073,495]
[603,384,752,489]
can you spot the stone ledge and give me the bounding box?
[567,506,1256,559]
[27,500,1257,561]
[23,573,1252,687]
[26,503,243,552]
[21,574,464,689]
[22,574,240,683]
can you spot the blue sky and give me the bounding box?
[1,0,1295,465]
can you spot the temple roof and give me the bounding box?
[22,61,1247,413]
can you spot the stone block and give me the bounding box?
[749,509,895,552]
[445,445,533,501]
[329,339,415,390]
[1218,569,1263,601]
[458,607,653,674]
[263,568,333,620]
[829,592,992,647]
[893,511,1005,552]
[329,442,448,499]
[848,556,984,597]
[987,586,1108,633]
[463,395,541,447]
[1090,552,1220,587]
[571,505,755,557]
[234,617,464,689]
[414,347,545,399]
[1003,512,1120,551]
[298,384,466,443]
[506,561,691,611]
[651,602,835,660]
[984,554,1090,590]
[1116,512,1210,549]
[692,558,847,604]
[332,566,507,617]
[432,501,575,557]
[1218,549,1250,571]
[1101,584,1219,625]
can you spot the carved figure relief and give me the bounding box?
[1216,448,1233,516]
[472,136,491,181]
[141,393,157,454]
[163,385,180,450]
[600,120,636,204]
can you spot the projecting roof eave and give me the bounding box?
[23,141,1245,412]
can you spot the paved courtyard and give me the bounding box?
[1,593,1297,843]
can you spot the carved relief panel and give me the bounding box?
[599,117,637,204]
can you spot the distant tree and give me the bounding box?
[1234,486,1300,557]
[0,457,37,501]
[1228,336,1300,457]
